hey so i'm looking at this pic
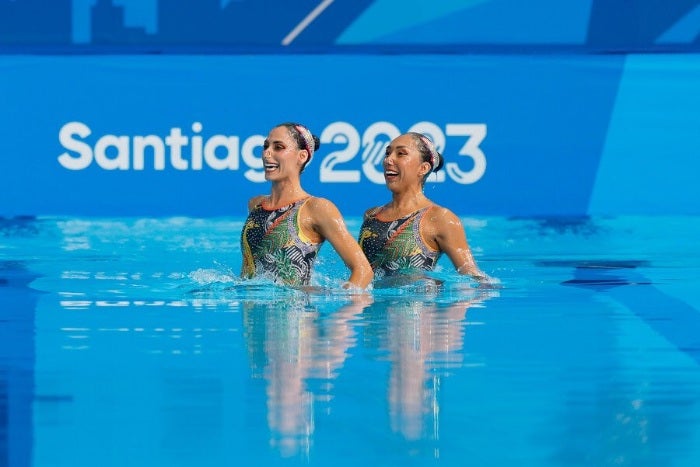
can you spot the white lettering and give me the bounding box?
[204,136,239,170]
[320,122,362,183]
[191,122,203,170]
[242,134,265,182]
[361,121,400,184]
[445,123,487,184]
[132,135,166,170]
[56,121,488,184]
[94,135,129,170]
[57,122,93,170]
[165,127,189,170]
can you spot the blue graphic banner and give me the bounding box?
[1,54,699,217]
[1,0,699,53]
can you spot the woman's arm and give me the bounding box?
[305,198,373,289]
[430,207,494,283]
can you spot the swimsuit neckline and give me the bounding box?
[374,205,430,222]
[260,196,310,212]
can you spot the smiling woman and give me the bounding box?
[358,132,495,285]
[240,122,372,289]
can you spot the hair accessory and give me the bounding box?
[295,124,315,161]
[419,135,440,171]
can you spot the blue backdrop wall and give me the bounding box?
[1,0,699,217]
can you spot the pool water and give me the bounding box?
[2,215,700,466]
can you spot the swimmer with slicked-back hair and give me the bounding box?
[241,122,372,289]
[358,132,496,287]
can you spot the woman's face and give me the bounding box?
[383,134,430,191]
[262,126,306,181]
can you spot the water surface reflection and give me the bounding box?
[242,293,372,458]
[242,288,496,458]
[363,291,495,443]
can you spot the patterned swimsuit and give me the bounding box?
[240,198,321,286]
[358,206,440,278]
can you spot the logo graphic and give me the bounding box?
[57,120,488,185]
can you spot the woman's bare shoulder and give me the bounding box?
[363,206,382,218]
[425,203,454,217]
[247,195,267,211]
[305,196,334,210]
[302,196,342,217]
[425,204,463,227]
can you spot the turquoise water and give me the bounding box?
[2,216,700,466]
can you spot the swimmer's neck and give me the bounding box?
[386,190,430,214]
[266,181,309,209]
